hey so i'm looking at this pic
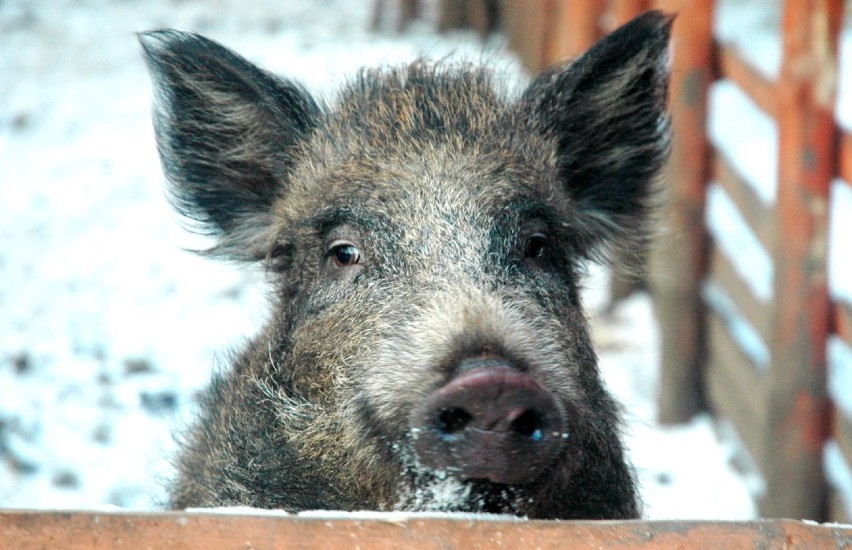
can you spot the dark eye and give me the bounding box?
[329,241,361,267]
[524,233,548,260]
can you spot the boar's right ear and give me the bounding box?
[519,11,672,261]
[139,30,321,260]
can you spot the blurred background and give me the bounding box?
[0,0,849,522]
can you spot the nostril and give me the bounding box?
[412,366,565,484]
[437,407,473,435]
[509,409,544,441]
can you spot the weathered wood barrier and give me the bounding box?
[2,510,851,549]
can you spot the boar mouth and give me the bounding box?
[409,364,567,485]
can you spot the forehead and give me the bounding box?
[279,62,561,227]
[329,61,509,142]
[311,151,519,227]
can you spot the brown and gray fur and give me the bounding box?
[139,11,671,519]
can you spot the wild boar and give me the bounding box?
[140,10,671,519]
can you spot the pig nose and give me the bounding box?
[410,361,566,484]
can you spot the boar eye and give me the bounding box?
[329,241,361,267]
[524,233,548,260]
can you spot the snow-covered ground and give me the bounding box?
[3,0,832,519]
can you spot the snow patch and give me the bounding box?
[298,509,524,521]
[829,180,852,305]
[837,28,852,131]
[185,506,291,517]
[828,337,852,419]
[592,294,761,519]
[825,442,852,521]
[626,414,761,520]
[714,0,781,81]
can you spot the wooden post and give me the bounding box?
[609,0,650,25]
[648,0,715,423]
[502,0,550,72]
[541,0,605,67]
[606,0,654,305]
[761,0,840,520]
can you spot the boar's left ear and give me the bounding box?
[520,11,672,259]
[139,30,321,261]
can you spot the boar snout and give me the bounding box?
[411,359,566,484]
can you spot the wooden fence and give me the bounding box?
[500,0,852,522]
[2,511,851,549]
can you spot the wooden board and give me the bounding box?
[837,131,852,184]
[708,249,773,345]
[834,300,852,345]
[648,0,715,424]
[762,0,840,520]
[712,152,776,254]
[835,411,852,477]
[501,0,548,72]
[715,42,777,117]
[2,511,851,549]
[706,309,768,469]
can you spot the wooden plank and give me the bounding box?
[502,0,549,72]
[712,152,776,253]
[705,308,768,470]
[706,354,766,478]
[838,131,852,185]
[706,309,768,417]
[835,411,852,479]
[541,0,605,67]
[829,413,852,523]
[465,0,497,37]
[648,0,715,424]
[715,42,777,118]
[2,512,851,550]
[709,249,773,345]
[601,0,650,32]
[835,300,852,345]
[762,0,841,521]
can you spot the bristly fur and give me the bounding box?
[139,11,672,519]
[139,29,322,261]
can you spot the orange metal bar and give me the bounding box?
[762,0,841,520]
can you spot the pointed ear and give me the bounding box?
[520,11,672,259]
[139,30,321,260]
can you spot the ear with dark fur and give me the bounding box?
[520,11,672,260]
[139,30,321,260]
